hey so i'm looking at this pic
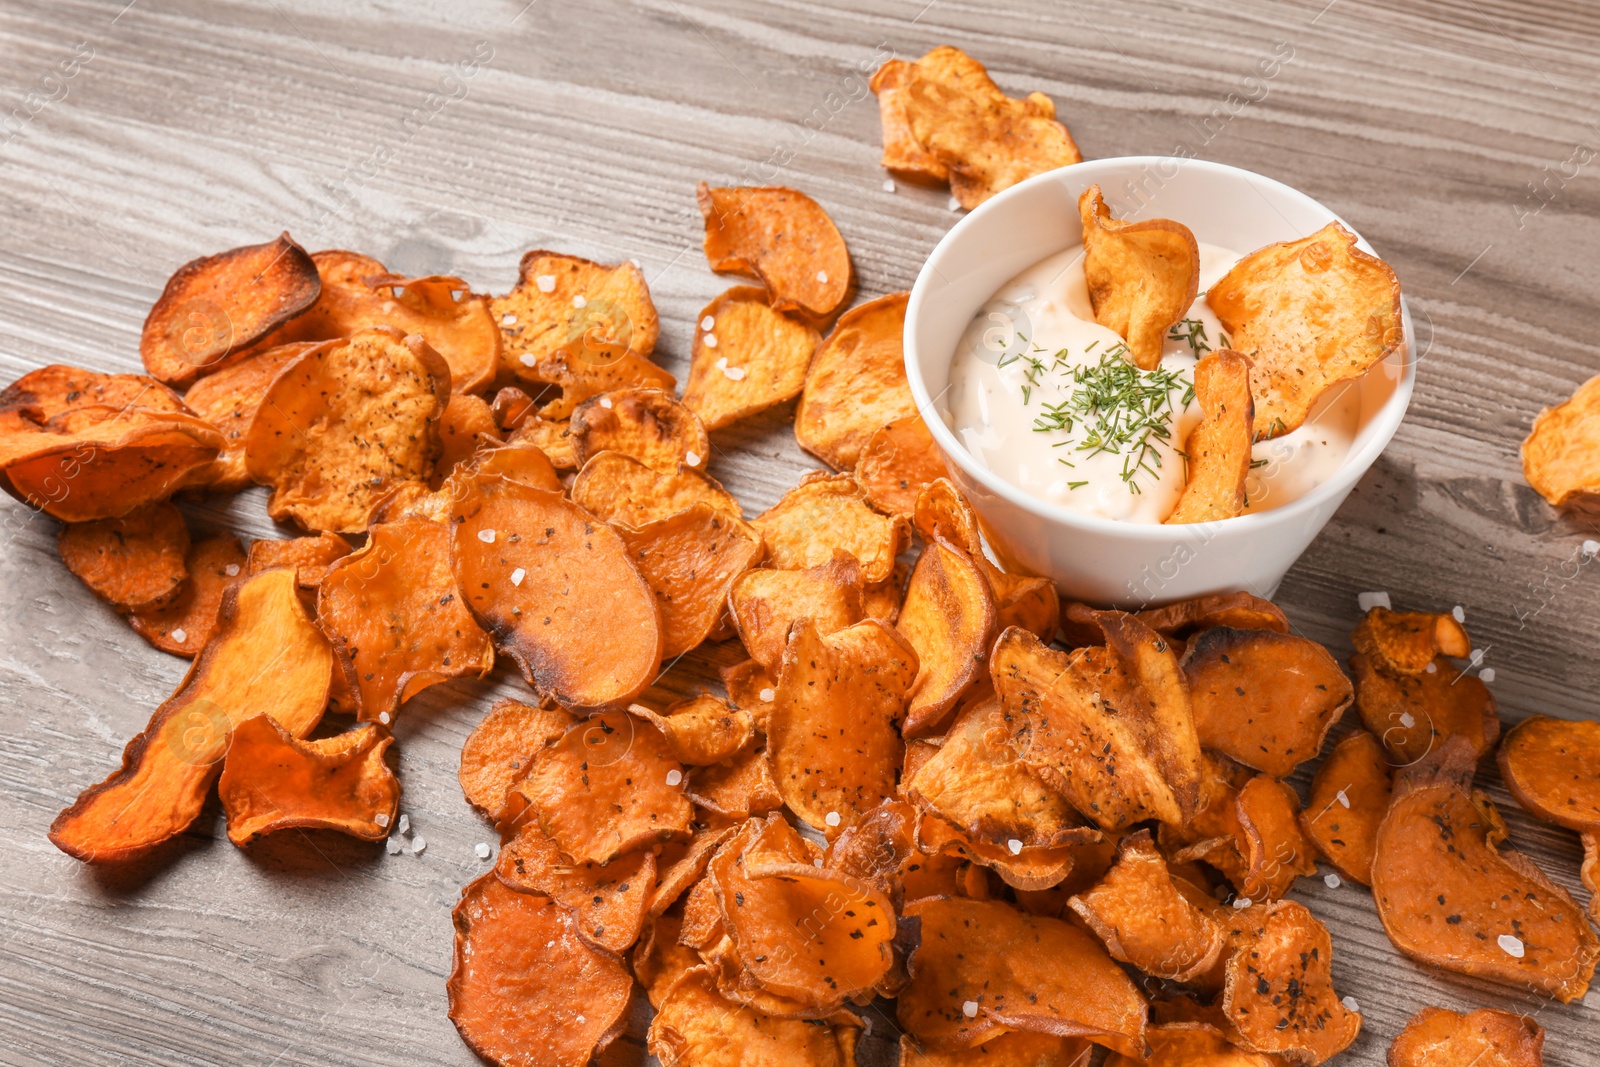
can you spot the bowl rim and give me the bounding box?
[903,155,1417,542]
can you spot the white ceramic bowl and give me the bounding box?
[904,156,1415,608]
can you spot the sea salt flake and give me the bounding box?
[386,837,402,854]
[759,687,775,702]
[511,568,526,587]
[1007,839,1023,855]
[474,842,491,859]
[1480,667,1496,683]
[599,396,613,409]
[398,814,410,835]
[684,451,701,466]
[224,564,240,576]
[374,813,390,828]
[824,811,841,828]
[1324,873,1342,888]
[1584,539,1600,558]
[1498,934,1525,958]
[721,364,746,381]
[379,712,391,725]
[816,270,828,284]
[947,197,962,211]
[171,628,187,643]
[1398,712,1416,728]
[1232,897,1253,909]
[1358,591,1391,611]
[666,769,683,787]
[573,294,587,308]
[704,333,718,348]
[1452,605,1466,622]
[520,352,537,367]
[882,178,896,192]
[535,275,556,293]
[1425,662,1437,674]
[478,529,496,543]
[1335,789,1350,809]
[701,315,715,331]
[1342,996,1360,1013]
[501,313,517,327]
[411,835,427,855]
[962,1000,979,1018]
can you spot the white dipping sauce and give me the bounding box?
[944,243,1359,523]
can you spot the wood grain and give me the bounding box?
[1,0,1597,1063]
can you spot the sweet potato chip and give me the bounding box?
[492,250,668,417]
[217,716,397,846]
[432,391,500,486]
[1182,626,1352,777]
[1106,1023,1284,1067]
[916,812,1078,891]
[1068,830,1228,983]
[1372,737,1599,1003]
[179,341,315,492]
[722,657,777,713]
[650,825,737,917]
[1133,592,1290,641]
[879,47,1083,210]
[869,59,951,186]
[1353,606,1471,676]
[508,412,580,468]
[1300,730,1390,886]
[866,559,911,625]
[1207,222,1402,439]
[1221,900,1360,1064]
[857,413,946,517]
[128,533,247,657]
[58,501,189,611]
[649,964,860,1067]
[141,232,321,386]
[729,554,865,674]
[1080,186,1200,371]
[697,185,851,323]
[1389,1007,1543,1067]
[318,516,494,722]
[1167,351,1254,522]
[1522,371,1600,505]
[615,502,763,658]
[683,286,820,430]
[753,472,908,585]
[795,292,917,470]
[824,798,920,900]
[1232,776,1319,900]
[245,531,352,589]
[992,617,1207,830]
[458,697,574,814]
[897,534,998,737]
[245,328,451,533]
[495,824,655,954]
[708,814,895,1009]
[902,1032,1093,1067]
[501,709,691,865]
[685,746,785,820]
[634,914,700,1008]
[450,475,661,709]
[50,567,332,862]
[899,896,1147,1056]
[571,387,710,474]
[628,696,753,767]
[449,872,632,1067]
[1499,715,1600,836]
[1351,653,1500,764]
[0,365,224,521]
[571,449,742,528]
[769,618,919,836]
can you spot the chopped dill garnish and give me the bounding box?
[1250,457,1269,469]
[1167,318,1214,356]
[1067,480,1088,490]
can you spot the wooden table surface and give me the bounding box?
[2,0,1598,1063]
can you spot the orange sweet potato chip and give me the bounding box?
[500,709,691,865]
[685,746,785,820]
[768,619,919,836]
[450,475,661,709]
[992,617,1207,831]
[752,472,908,585]
[128,534,247,657]
[879,47,1083,210]
[615,502,763,658]
[627,696,753,767]
[141,232,321,386]
[902,1032,1093,1066]
[1068,830,1228,984]
[1080,185,1200,371]
[432,392,500,486]
[795,292,917,470]
[649,825,737,917]
[1300,730,1391,886]
[50,567,333,862]
[865,559,911,626]
[1182,626,1352,777]
[508,411,579,469]
[683,286,821,430]
[899,896,1147,1056]
[708,814,895,1010]
[648,964,860,1067]
[1221,900,1361,1065]
[448,872,633,1067]
[245,328,451,533]
[1105,1023,1284,1067]
[58,501,189,611]
[179,341,315,492]
[491,250,668,417]
[1372,737,1599,1003]
[697,184,851,323]
[1132,592,1289,641]
[915,811,1078,892]
[217,716,398,846]
[856,413,946,517]
[317,516,494,723]
[1351,653,1499,764]
[1389,1007,1544,1067]
[0,365,224,521]
[729,554,865,674]
[1167,351,1254,522]
[458,698,574,815]
[869,59,950,187]
[896,534,998,737]
[1232,776,1319,901]
[1499,715,1600,836]
[571,387,711,474]
[245,531,353,589]
[823,798,920,900]
[1353,606,1471,676]
[495,824,656,954]
[1522,371,1600,505]
[1207,222,1402,439]
[571,449,742,527]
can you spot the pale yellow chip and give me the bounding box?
[1523,371,1600,505]
[1080,185,1200,371]
[682,287,820,431]
[795,291,917,471]
[752,472,909,585]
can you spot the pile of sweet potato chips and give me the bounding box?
[11,40,1594,1067]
